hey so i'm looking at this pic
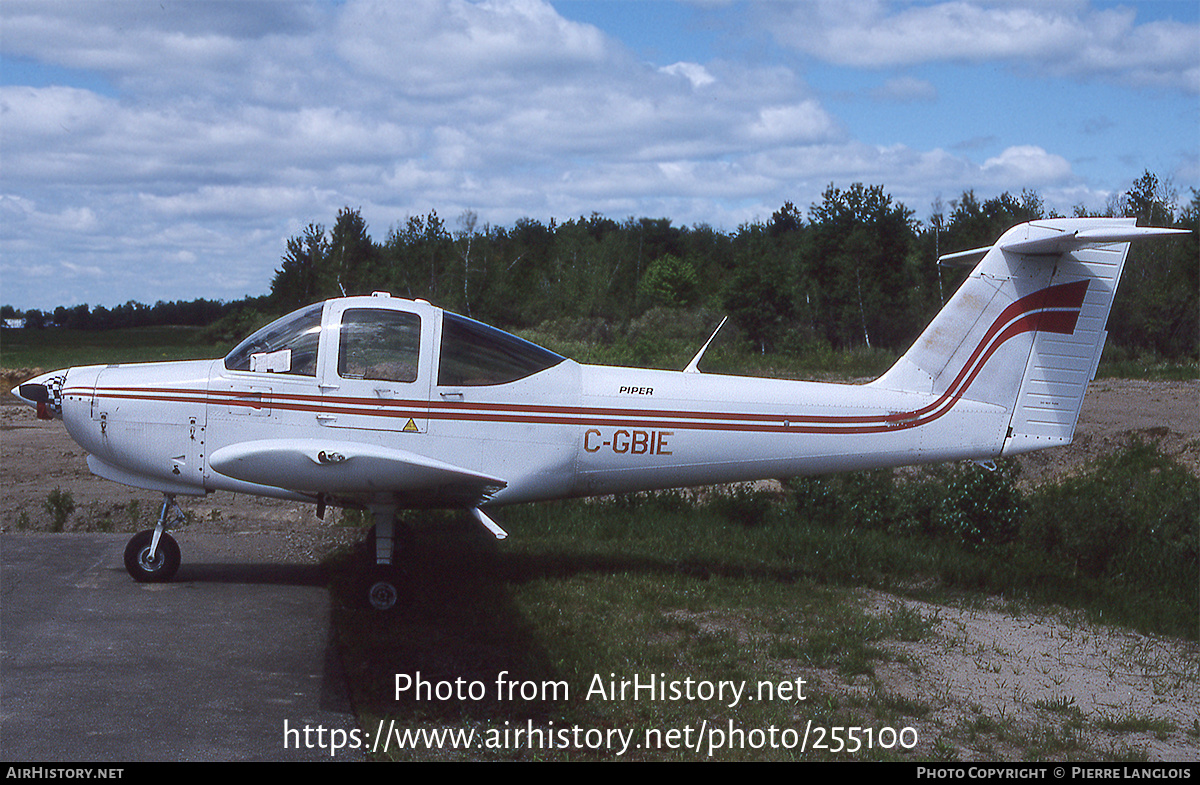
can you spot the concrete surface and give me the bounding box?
[1,532,364,761]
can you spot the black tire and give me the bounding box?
[123,530,181,583]
[365,563,409,612]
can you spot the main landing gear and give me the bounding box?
[358,506,508,611]
[363,506,412,612]
[357,507,508,611]
[124,495,184,583]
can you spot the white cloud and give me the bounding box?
[981,145,1074,185]
[334,0,612,97]
[762,0,1200,93]
[660,61,716,89]
[747,101,842,145]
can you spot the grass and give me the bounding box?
[326,508,937,761]
[1096,344,1200,382]
[324,445,1197,760]
[1,325,225,374]
[42,487,74,532]
[1097,359,1198,381]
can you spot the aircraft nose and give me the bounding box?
[12,369,69,420]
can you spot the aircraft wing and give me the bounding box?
[209,439,507,508]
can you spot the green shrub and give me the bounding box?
[638,254,699,309]
[43,487,75,532]
[790,469,896,531]
[1024,437,1199,592]
[708,485,780,528]
[932,461,1024,550]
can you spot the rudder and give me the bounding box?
[1002,233,1127,455]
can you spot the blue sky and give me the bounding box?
[1,0,1196,311]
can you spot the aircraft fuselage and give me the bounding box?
[50,344,1006,510]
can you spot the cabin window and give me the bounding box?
[338,309,421,383]
[224,303,323,376]
[437,312,564,386]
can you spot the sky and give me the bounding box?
[1,0,1197,312]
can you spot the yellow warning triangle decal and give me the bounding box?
[402,418,419,433]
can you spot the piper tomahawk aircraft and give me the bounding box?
[14,217,1187,609]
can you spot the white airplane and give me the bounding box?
[13,217,1187,609]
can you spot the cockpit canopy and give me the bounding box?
[223,298,565,386]
[224,303,323,376]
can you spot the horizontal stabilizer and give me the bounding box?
[999,226,1189,256]
[940,225,1188,265]
[937,246,990,268]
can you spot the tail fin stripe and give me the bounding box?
[712,280,1092,435]
[753,281,1093,435]
[886,280,1089,423]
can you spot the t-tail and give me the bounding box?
[870,217,1187,456]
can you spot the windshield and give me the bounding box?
[224,303,324,376]
[438,312,564,386]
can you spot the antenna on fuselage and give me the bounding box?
[684,316,728,374]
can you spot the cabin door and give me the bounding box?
[320,303,432,435]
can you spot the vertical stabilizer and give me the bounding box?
[870,218,1187,456]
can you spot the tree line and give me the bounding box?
[6,171,1196,361]
[2,297,263,331]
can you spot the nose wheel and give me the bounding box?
[124,529,181,582]
[123,495,184,583]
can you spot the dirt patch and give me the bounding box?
[1012,379,1199,483]
[858,593,1200,761]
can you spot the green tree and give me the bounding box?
[638,254,699,309]
[381,209,453,305]
[722,221,799,352]
[1109,178,1197,359]
[803,183,919,350]
[768,201,803,237]
[1123,170,1177,226]
[272,222,328,309]
[23,309,46,329]
[327,207,380,297]
[943,189,1044,253]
